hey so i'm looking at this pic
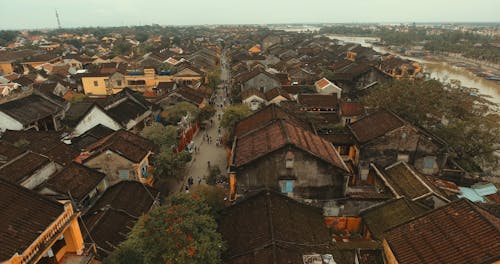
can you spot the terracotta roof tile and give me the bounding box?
[348,110,404,144]
[385,199,500,264]
[340,102,364,117]
[233,120,347,171]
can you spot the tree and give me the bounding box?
[362,79,500,171]
[190,185,226,217]
[206,165,221,185]
[207,69,221,90]
[135,32,149,42]
[197,105,216,122]
[141,123,178,148]
[220,104,251,130]
[112,39,132,56]
[106,194,225,264]
[162,102,200,125]
[153,150,191,181]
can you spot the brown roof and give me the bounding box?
[1,130,79,166]
[0,178,64,261]
[379,162,450,204]
[233,120,347,171]
[44,162,105,201]
[385,199,500,264]
[234,104,310,137]
[233,68,278,84]
[340,102,364,117]
[0,94,62,125]
[0,140,25,165]
[264,87,291,101]
[83,181,159,259]
[321,133,355,146]
[171,87,205,106]
[348,110,404,144]
[0,152,51,185]
[298,94,339,108]
[85,130,156,163]
[241,87,265,100]
[219,190,331,264]
[360,197,427,240]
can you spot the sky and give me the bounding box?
[1,0,499,29]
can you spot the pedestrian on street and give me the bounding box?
[207,161,211,168]
[198,178,202,185]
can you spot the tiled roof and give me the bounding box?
[85,130,156,163]
[0,152,50,185]
[0,94,61,125]
[240,87,265,100]
[0,178,64,261]
[298,94,339,108]
[1,130,79,166]
[360,197,427,240]
[264,87,291,101]
[105,98,149,126]
[381,162,435,200]
[314,77,332,89]
[71,124,115,150]
[0,140,24,165]
[171,87,205,106]
[83,181,159,259]
[340,102,364,117]
[348,110,404,144]
[234,104,310,137]
[44,162,105,201]
[385,199,500,264]
[219,190,331,263]
[233,120,347,171]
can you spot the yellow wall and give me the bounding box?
[382,239,399,264]
[134,152,154,186]
[0,62,14,74]
[82,76,110,95]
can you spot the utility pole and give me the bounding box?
[55,9,61,29]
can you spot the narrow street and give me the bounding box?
[176,50,232,193]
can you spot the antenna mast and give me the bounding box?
[55,9,61,29]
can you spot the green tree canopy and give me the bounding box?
[162,102,201,125]
[111,39,133,56]
[105,193,225,264]
[141,123,178,149]
[153,150,191,181]
[220,104,251,129]
[362,79,499,171]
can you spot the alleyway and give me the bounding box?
[175,50,232,193]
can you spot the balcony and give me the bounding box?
[59,244,95,264]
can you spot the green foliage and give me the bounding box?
[198,105,216,122]
[153,150,191,181]
[13,139,30,148]
[0,30,19,46]
[104,245,143,264]
[207,69,221,90]
[190,185,226,217]
[112,39,133,56]
[141,123,178,148]
[162,102,200,125]
[220,104,251,129]
[362,79,500,170]
[206,166,221,185]
[69,93,88,103]
[107,194,225,264]
[135,32,149,42]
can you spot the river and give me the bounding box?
[326,34,500,105]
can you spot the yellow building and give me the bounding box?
[1,179,88,264]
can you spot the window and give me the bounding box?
[116,80,122,86]
[424,156,436,169]
[339,145,350,156]
[360,168,369,181]
[141,162,148,179]
[118,169,130,180]
[345,118,351,125]
[397,153,409,162]
[285,151,294,169]
[279,180,294,193]
[93,80,98,86]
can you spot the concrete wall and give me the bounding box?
[82,76,109,95]
[84,151,136,186]
[0,111,24,131]
[236,147,346,199]
[21,161,60,189]
[73,106,121,136]
[242,73,280,93]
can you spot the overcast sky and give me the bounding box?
[1,0,499,29]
